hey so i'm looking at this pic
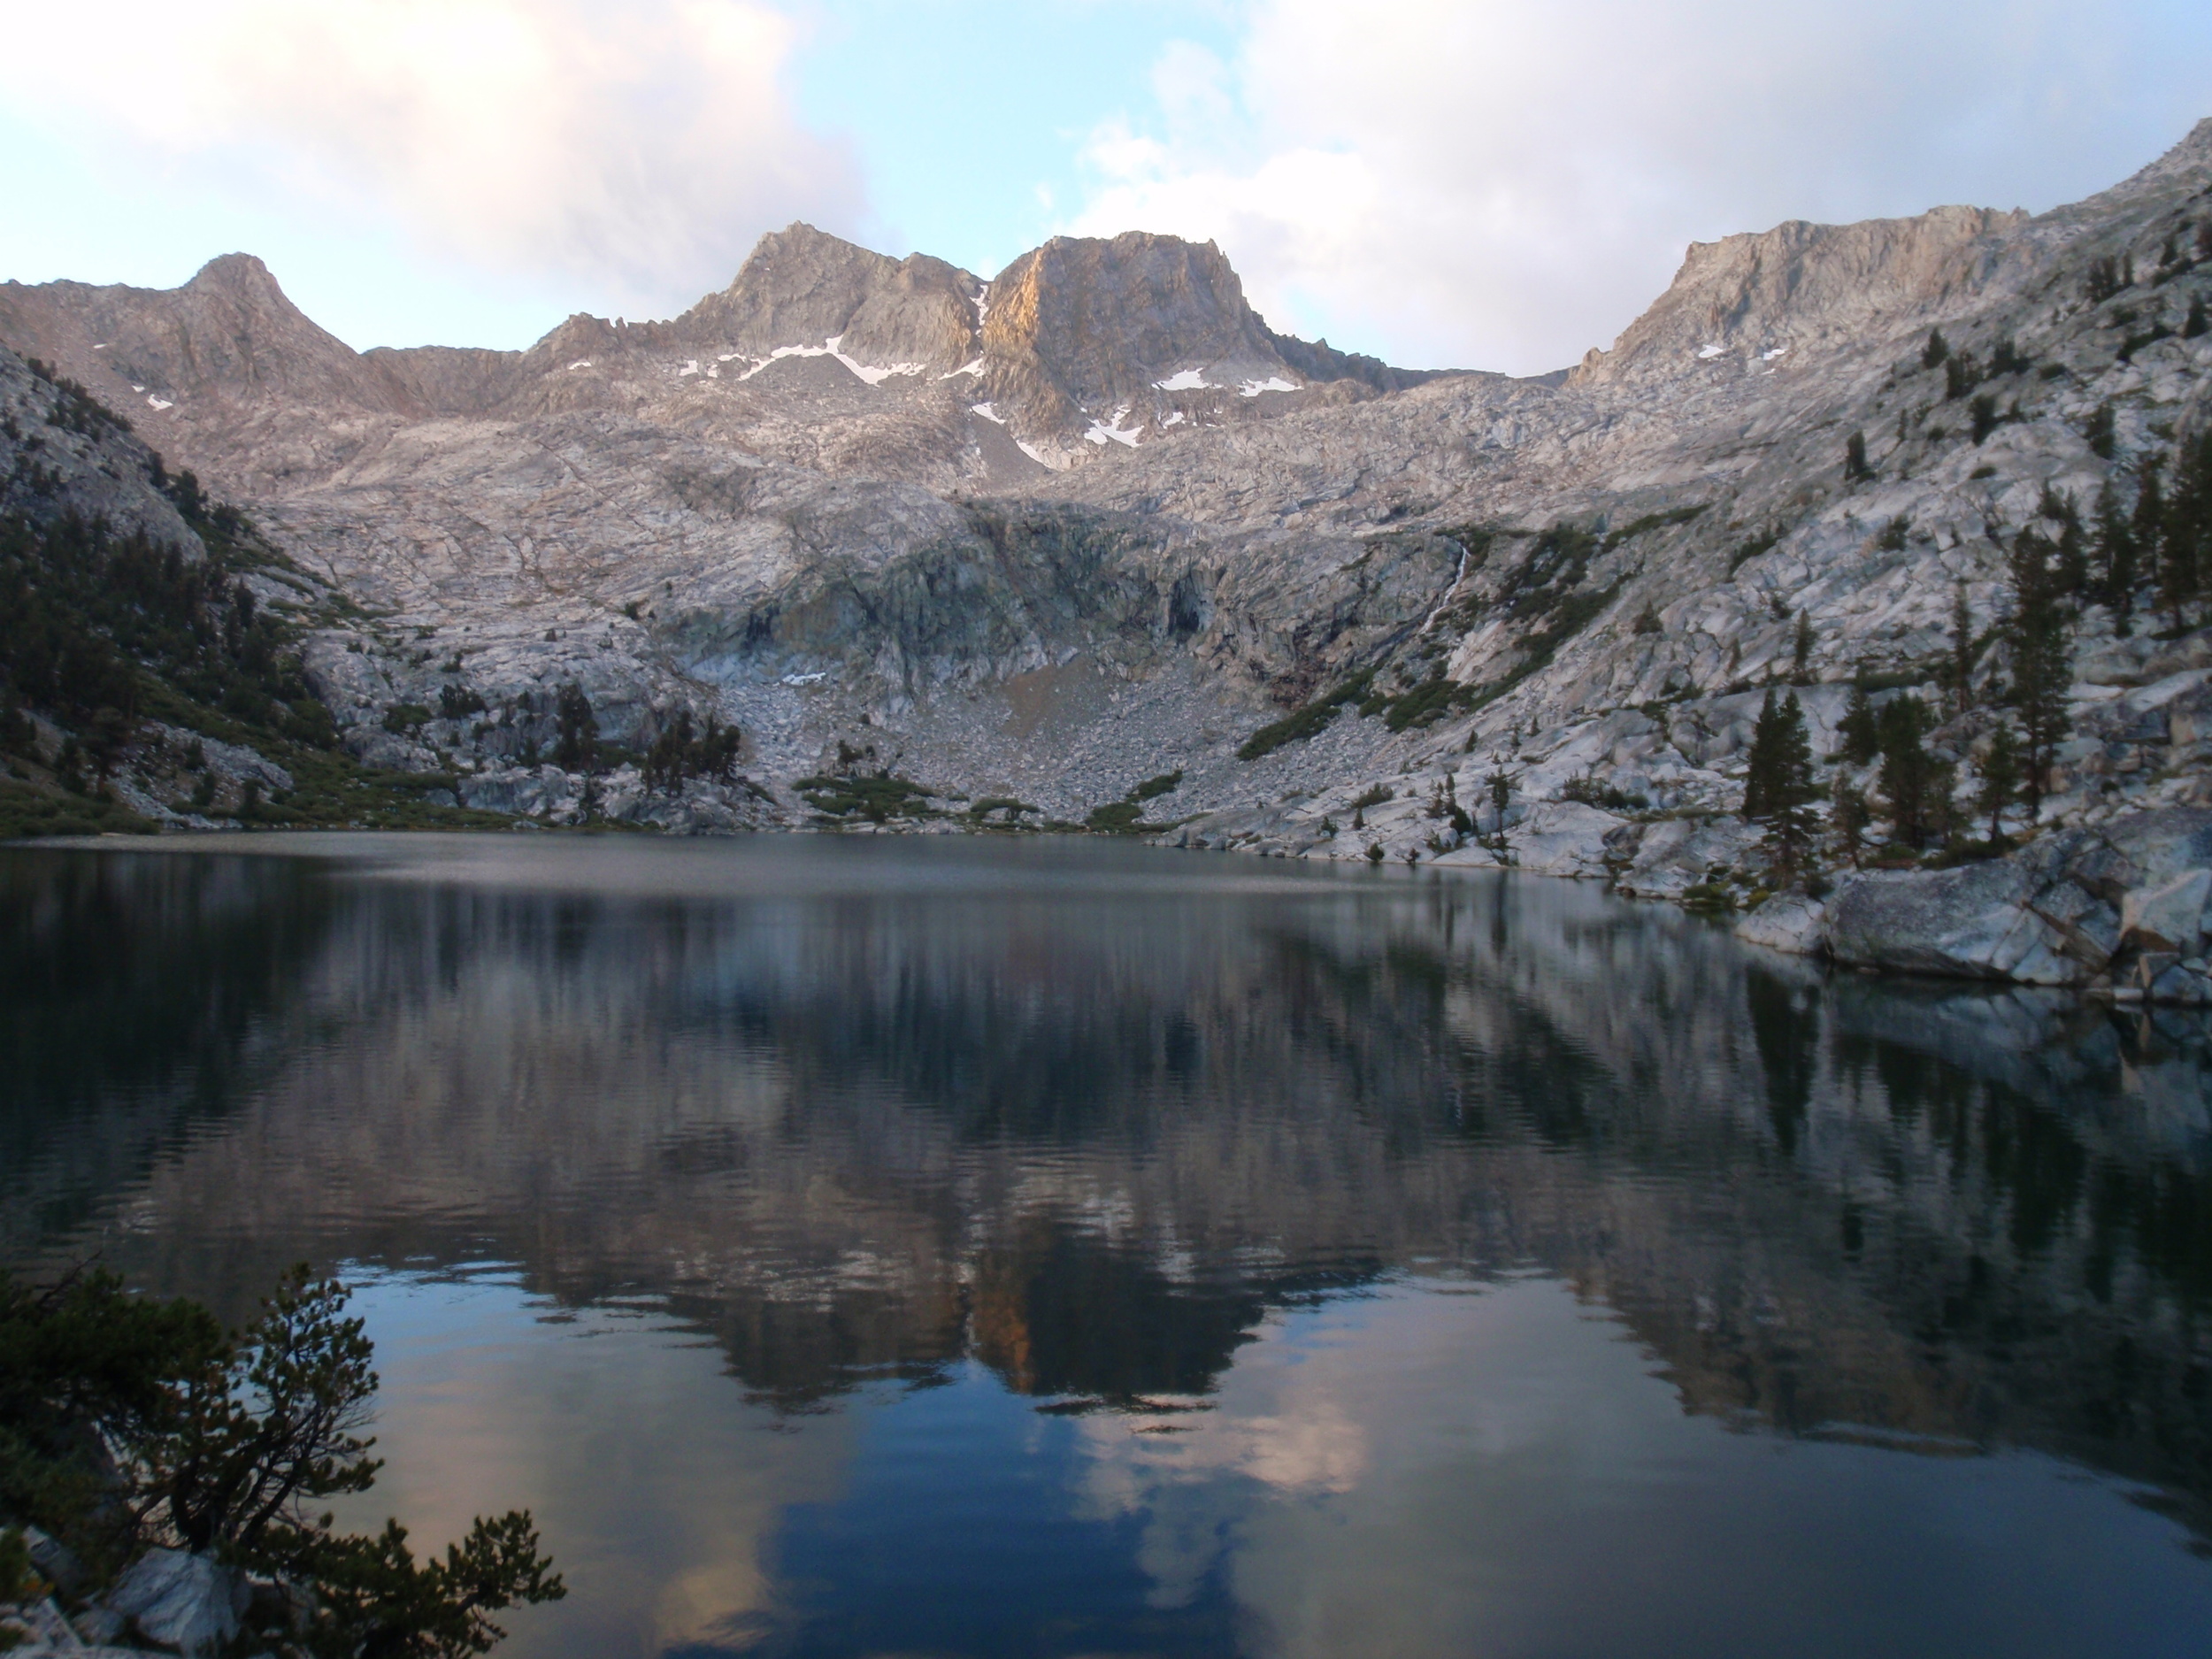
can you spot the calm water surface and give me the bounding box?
[5,832,2212,1657]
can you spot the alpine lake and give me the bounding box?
[6,831,2212,1659]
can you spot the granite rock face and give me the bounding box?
[1736,806,2212,1002]
[102,1550,247,1657]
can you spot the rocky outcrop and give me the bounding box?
[981,231,1311,431]
[1573,204,2027,387]
[1735,807,2212,1002]
[101,1550,247,1657]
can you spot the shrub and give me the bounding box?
[1237,668,1377,761]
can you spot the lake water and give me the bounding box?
[5,832,2212,1657]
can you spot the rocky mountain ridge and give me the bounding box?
[5,120,2212,991]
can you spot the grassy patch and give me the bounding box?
[1726,526,1783,577]
[1601,503,1707,554]
[795,772,940,823]
[0,779,152,839]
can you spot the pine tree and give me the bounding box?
[1845,431,1871,481]
[553,682,597,771]
[2045,487,2087,595]
[2093,479,2138,634]
[1922,327,1949,370]
[2002,529,2073,819]
[1947,580,1977,717]
[1742,688,1779,821]
[2085,403,2116,460]
[2187,296,2209,340]
[1832,781,1870,867]
[1838,683,1879,765]
[1744,689,1819,867]
[1976,726,2020,848]
[1875,694,1944,849]
[1970,394,2001,445]
[2134,454,2169,623]
[2162,428,2212,630]
[1792,611,1814,682]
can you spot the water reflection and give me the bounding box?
[4,833,2212,1656]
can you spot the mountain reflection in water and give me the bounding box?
[4,833,2212,1658]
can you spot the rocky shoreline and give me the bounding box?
[1151,799,2212,1006]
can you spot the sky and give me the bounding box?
[3,1,2210,376]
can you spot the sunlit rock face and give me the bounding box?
[4,838,2209,1541]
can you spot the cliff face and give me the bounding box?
[1571,204,2029,386]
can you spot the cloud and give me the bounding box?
[1069,0,2212,373]
[0,0,866,317]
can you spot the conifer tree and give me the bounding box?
[1922,327,1949,370]
[1792,611,1814,682]
[553,682,597,771]
[1875,694,1945,849]
[2046,487,2087,595]
[1832,781,1869,867]
[1947,580,1976,716]
[2085,403,2116,460]
[2093,479,2138,634]
[2162,428,2212,630]
[2001,530,2073,819]
[1845,431,1871,481]
[1976,726,2020,847]
[2134,455,2169,621]
[1742,689,1778,821]
[1838,683,1879,765]
[1744,689,1818,867]
[2187,295,2208,340]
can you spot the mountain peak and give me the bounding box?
[1573,203,2024,384]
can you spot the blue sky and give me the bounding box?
[4,2,2210,374]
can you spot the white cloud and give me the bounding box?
[0,0,865,318]
[1070,0,2212,374]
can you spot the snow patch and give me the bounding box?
[1162,411,1186,427]
[971,403,1004,424]
[1154,368,1210,391]
[1696,343,1725,360]
[146,396,173,411]
[132,384,144,393]
[780,671,828,687]
[92,343,109,350]
[1016,440,1062,469]
[940,357,987,379]
[1083,404,1142,447]
[677,359,701,377]
[569,359,594,371]
[1239,376,1297,397]
[738,340,922,386]
[1761,346,1789,361]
